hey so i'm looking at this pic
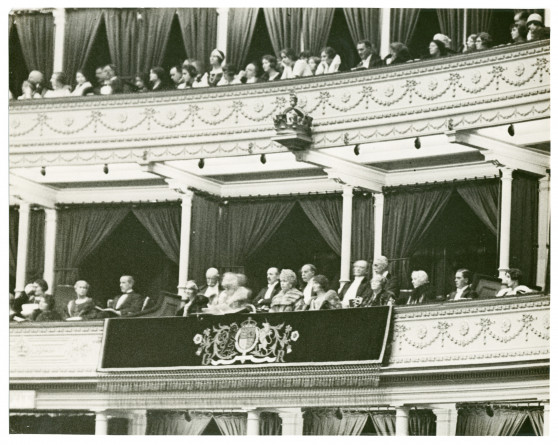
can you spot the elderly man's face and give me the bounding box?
[301,266,315,283]
[28,71,43,85]
[206,273,219,287]
[357,43,371,61]
[267,268,280,284]
[353,261,367,277]
[120,277,133,293]
[373,260,387,275]
[170,67,182,84]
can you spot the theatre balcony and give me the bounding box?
[9,294,550,435]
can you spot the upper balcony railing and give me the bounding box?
[8,41,550,168]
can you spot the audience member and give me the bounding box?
[199,268,223,304]
[514,11,530,27]
[181,64,198,88]
[177,280,209,316]
[372,256,400,298]
[447,269,478,301]
[33,278,51,302]
[358,275,396,307]
[66,280,97,320]
[105,275,144,316]
[428,39,448,59]
[17,80,36,100]
[100,64,125,95]
[316,46,341,75]
[44,71,71,98]
[197,49,225,87]
[237,62,260,84]
[184,59,205,86]
[463,34,478,53]
[308,275,341,310]
[526,13,550,41]
[308,56,321,75]
[253,267,281,311]
[385,42,411,65]
[134,72,150,92]
[406,270,436,305]
[12,283,35,317]
[510,23,528,44]
[169,65,184,89]
[217,64,238,86]
[149,66,171,91]
[92,66,106,95]
[210,272,250,311]
[270,269,305,312]
[27,70,46,97]
[353,40,382,70]
[300,263,317,306]
[280,48,298,80]
[261,55,281,81]
[432,33,454,54]
[293,50,314,77]
[71,70,93,96]
[475,32,494,51]
[497,268,533,296]
[339,260,370,308]
[31,294,63,322]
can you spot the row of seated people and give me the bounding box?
[9,258,535,322]
[13,12,549,100]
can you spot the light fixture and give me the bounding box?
[103,164,109,174]
[260,154,267,164]
[184,411,192,422]
[353,144,360,156]
[198,158,205,169]
[508,124,515,137]
[335,408,344,420]
[414,137,421,149]
[40,166,46,176]
[486,405,494,417]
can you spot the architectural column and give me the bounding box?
[127,410,147,435]
[340,185,354,285]
[463,9,468,48]
[536,174,550,289]
[498,168,514,279]
[95,411,109,435]
[177,188,194,297]
[278,409,303,435]
[432,404,458,436]
[43,208,57,291]
[15,202,31,295]
[373,193,384,259]
[395,406,410,436]
[544,10,550,27]
[543,402,550,436]
[379,9,391,58]
[246,409,260,435]
[52,8,66,72]
[216,8,229,56]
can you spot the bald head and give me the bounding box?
[28,70,44,87]
[206,268,220,286]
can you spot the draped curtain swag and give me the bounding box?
[54,206,130,287]
[132,205,181,264]
[303,409,368,435]
[368,412,395,435]
[104,9,139,78]
[146,411,212,435]
[408,409,436,435]
[189,194,221,283]
[456,180,499,236]
[390,8,421,45]
[351,195,374,262]
[383,188,453,287]
[176,8,218,74]
[510,171,539,287]
[137,8,175,73]
[26,209,45,282]
[226,8,259,69]
[16,12,54,80]
[9,207,19,278]
[437,9,465,52]
[259,412,282,435]
[527,409,544,436]
[263,8,304,56]
[302,9,335,56]
[466,9,494,36]
[63,9,104,83]
[213,413,247,435]
[343,8,382,51]
[299,196,343,256]
[456,406,529,436]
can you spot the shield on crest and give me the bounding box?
[235,325,259,354]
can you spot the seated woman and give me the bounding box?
[196,49,225,87]
[270,269,305,312]
[358,275,396,307]
[308,56,321,75]
[307,275,341,310]
[427,39,448,59]
[462,34,477,53]
[216,64,238,86]
[406,270,436,305]
[280,48,298,80]
[71,70,93,96]
[43,72,71,98]
[31,294,63,322]
[176,280,209,316]
[316,47,341,75]
[134,72,150,92]
[180,64,198,89]
[384,42,412,65]
[66,280,97,320]
[207,272,250,313]
[149,66,171,91]
[293,50,314,77]
[497,268,533,296]
[510,23,528,44]
[475,32,494,51]
[260,55,281,82]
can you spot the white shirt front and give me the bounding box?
[303,279,314,305]
[115,290,133,309]
[341,276,365,307]
[453,285,469,300]
[263,282,279,301]
[361,55,372,68]
[204,284,220,298]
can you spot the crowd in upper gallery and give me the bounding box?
[10,257,536,322]
[12,12,550,100]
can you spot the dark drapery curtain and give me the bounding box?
[390,8,421,45]
[466,9,494,35]
[456,180,499,236]
[302,8,335,56]
[146,411,212,435]
[510,171,539,287]
[213,413,247,435]
[351,195,374,262]
[9,207,19,279]
[26,209,45,282]
[226,8,259,69]
[188,194,221,284]
[437,9,465,52]
[456,406,529,436]
[260,412,282,435]
[343,8,382,51]
[383,187,453,287]
[220,200,296,266]
[137,8,175,72]
[299,195,342,256]
[527,409,544,436]
[176,8,218,74]
[263,8,303,56]
[63,9,104,83]
[303,409,368,435]
[10,413,95,435]
[16,12,54,80]
[132,204,181,265]
[104,9,139,78]
[409,409,436,435]
[54,206,130,287]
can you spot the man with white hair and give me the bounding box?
[198,267,223,304]
[106,275,143,316]
[372,255,400,298]
[338,260,370,308]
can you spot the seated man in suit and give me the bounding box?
[253,267,281,311]
[372,255,400,298]
[106,275,144,316]
[447,268,479,301]
[339,260,370,308]
[352,40,383,70]
[199,268,223,305]
[300,264,317,307]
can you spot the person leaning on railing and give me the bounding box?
[496,268,533,296]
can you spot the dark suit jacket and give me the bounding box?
[110,291,144,316]
[198,284,223,302]
[352,54,383,70]
[338,277,370,300]
[448,286,479,301]
[384,272,400,298]
[176,294,210,316]
[253,282,281,308]
[406,283,436,305]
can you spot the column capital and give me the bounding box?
[342,183,354,197]
[374,192,384,206]
[167,180,194,199]
[500,167,514,180]
[52,8,65,23]
[539,174,550,189]
[18,201,31,212]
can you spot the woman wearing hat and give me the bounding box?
[197,49,225,87]
[526,13,550,41]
